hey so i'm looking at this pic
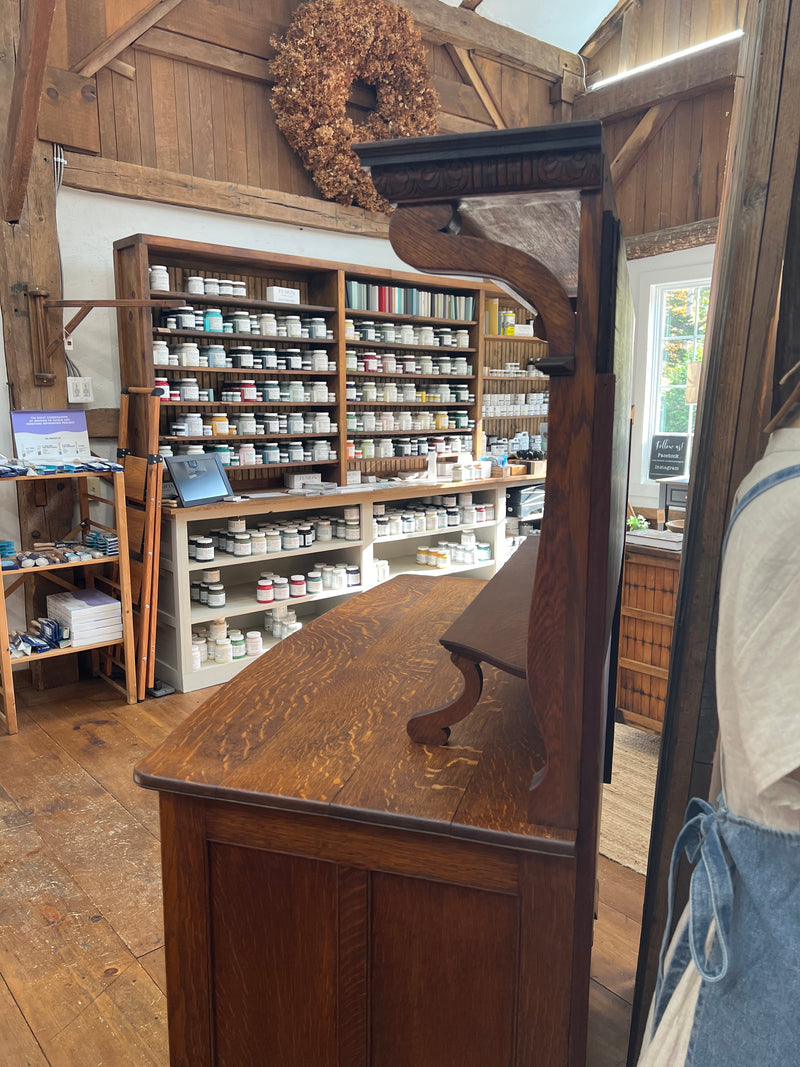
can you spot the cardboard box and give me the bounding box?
[346,470,362,485]
[284,472,322,489]
[512,323,535,337]
[266,285,301,304]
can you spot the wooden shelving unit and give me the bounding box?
[0,470,137,733]
[155,475,539,693]
[113,234,506,489]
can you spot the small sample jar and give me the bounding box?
[209,618,228,641]
[214,637,233,663]
[298,523,315,548]
[190,580,202,602]
[281,526,300,551]
[230,633,246,659]
[203,307,223,332]
[245,631,263,657]
[306,570,323,594]
[257,578,274,603]
[195,537,215,562]
[264,527,282,553]
[231,310,251,334]
[345,565,361,587]
[233,532,252,556]
[179,377,199,401]
[149,265,170,291]
[289,574,306,598]
[207,582,226,607]
[273,576,290,601]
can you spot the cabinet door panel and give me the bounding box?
[208,842,338,1066]
[370,872,518,1067]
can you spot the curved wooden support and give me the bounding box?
[406,651,484,745]
[389,203,576,360]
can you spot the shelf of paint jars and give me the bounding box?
[186,536,359,573]
[345,352,473,374]
[346,436,472,459]
[150,289,336,316]
[386,553,495,580]
[188,580,363,626]
[344,338,475,354]
[154,329,338,344]
[343,304,476,328]
[345,370,476,381]
[153,362,339,377]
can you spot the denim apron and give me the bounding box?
[651,464,800,1064]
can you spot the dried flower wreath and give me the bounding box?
[270,0,438,213]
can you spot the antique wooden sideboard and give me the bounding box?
[135,121,633,1066]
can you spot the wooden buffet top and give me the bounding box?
[135,573,574,855]
[159,474,544,523]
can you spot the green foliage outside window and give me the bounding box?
[657,284,709,434]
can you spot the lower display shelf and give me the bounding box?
[9,636,123,663]
[387,556,495,579]
[189,582,363,625]
[187,537,361,572]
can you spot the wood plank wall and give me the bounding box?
[46,0,561,235]
[584,0,743,80]
[603,87,732,239]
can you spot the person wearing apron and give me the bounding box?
[638,424,800,1065]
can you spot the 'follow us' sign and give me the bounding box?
[648,433,689,479]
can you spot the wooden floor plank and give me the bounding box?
[590,899,642,1004]
[0,973,48,1065]
[0,822,145,1046]
[586,982,632,1067]
[0,717,164,958]
[42,961,167,1067]
[598,853,646,920]
[137,946,166,996]
[25,697,166,839]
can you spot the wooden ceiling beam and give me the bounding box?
[460,0,484,10]
[72,0,185,77]
[444,44,506,128]
[573,34,740,121]
[387,0,582,79]
[610,100,676,187]
[1,0,57,224]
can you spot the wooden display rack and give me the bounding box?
[0,470,137,733]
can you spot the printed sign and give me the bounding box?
[11,410,91,463]
[648,433,689,479]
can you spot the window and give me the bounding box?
[626,246,716,507]
[650,281,710,438]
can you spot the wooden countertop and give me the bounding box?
[135,573,574,855]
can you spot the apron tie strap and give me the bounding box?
[659,797,733,984]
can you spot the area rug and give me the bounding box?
[599,723,661,874]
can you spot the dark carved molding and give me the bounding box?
[369,150,603,204]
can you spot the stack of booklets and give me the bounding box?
[46,589,123,648]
